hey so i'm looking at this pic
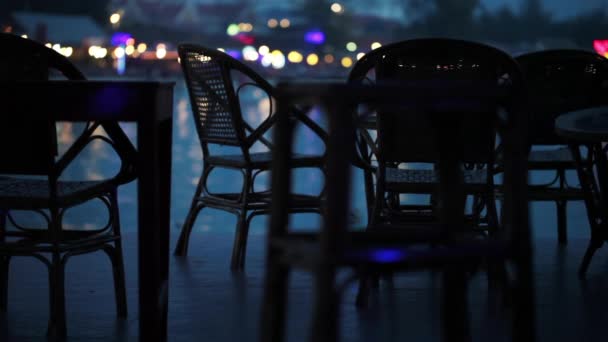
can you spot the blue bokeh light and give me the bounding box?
[369,248,407,263]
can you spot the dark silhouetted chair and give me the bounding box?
[0,33,134,337]
[175,44,326,270]
[513,49,608,246]
[261,39,534,342]
[348,44,500,231]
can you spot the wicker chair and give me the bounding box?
[174,44,327,270]
[0,33,136,337]
[348,39,504,241]
[261,38,534,342]
[513,49,608,245]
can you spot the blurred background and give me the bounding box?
[1,1,607,78]
[0,0,601,238]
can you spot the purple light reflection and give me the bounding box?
[304,30,325,45]
[226,50,241,60]
[369,248,407,263]
[111,32,132,46]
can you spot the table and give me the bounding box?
[555,106,608,276]
[0,80,174,341]
[262,80,532,341]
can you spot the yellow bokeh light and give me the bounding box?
[239,23,253,32]
[156,44,167,59]
[356,52,365,60]
[110,13,121,24]
[331,3,344,14]
[306,53,319,66]
[280,19,290,28]
[258,45,270,55]
[125,45,135,55]
[137,43,147,53]
[341,57,353,68]
[371,42,382,50]
[288,51,303,63]
[324,54,334,63]
[114,47,125,58]
[267,19,278,28]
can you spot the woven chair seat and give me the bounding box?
[207,151,324,168]
[528,147,576,169]
[0,177,116,209]
[385,168,488,193]
[0,231,118,254]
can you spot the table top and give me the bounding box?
[0,80,174,122]
[276,79,511,112]
[555,106,608,142]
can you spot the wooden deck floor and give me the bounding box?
[2,205,608,341]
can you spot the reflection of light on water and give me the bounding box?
[188,143,202,161]
[177,98,190,138]
[57,122,75,145]
[257,97,271,121]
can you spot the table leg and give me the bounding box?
[138,93,173,342]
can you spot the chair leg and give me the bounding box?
[236,214,255,270]
[231,171,251,271]
[556,200,567,245]
[174,203,205,256]
[47,252,67,339]
[578,239,601,278]
[230,209,249,271]
[106,190,127,317]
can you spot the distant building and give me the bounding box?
[10,11,107,45]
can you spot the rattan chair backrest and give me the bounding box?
[0,33,85,176]
[178,44,258,147]
[516,49,608,145]
[349,38,523,165]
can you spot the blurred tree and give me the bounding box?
[3,0,110,25]
[298,0,354,50]
[520,0,551,40]
[404,0,480,37]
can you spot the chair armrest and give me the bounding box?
[54,122,137,184]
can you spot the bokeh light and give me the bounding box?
[109,13,121,24]
[258,45,270,55]
[331,3,344,14]
[227,24,239,36]
[156,43,167,59]
[341,57,353,68]
[288,51,303,63]
[267,19,278,28]
[137,43,147,53]
[306,53,319,66]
